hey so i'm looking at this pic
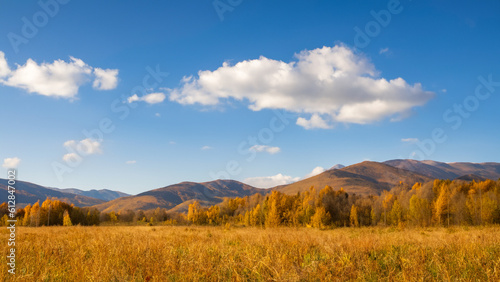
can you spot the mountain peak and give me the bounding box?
[329,164,345,170]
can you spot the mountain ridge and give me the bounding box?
[48,187,130,201]
[92,179,266,213]
[384,159,500,180]
[3,159,499,212]
[275,161,433,195]
[0,179,105,208]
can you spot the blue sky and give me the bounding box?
[0,0,499,194]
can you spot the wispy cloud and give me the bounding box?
[249,145,281,154]
[125,160,136,165]
[379,47,390,54]
[201,145,213,150]
[401,138,419,143]
[127,92,166,104]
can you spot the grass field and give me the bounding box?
[2,225,500,281]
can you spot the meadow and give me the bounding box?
[2,225,500,281]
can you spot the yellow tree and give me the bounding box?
[349,205,359,227]
[30,201,41,227]
[206,205,221,225]
[389,199,404,226]
[187,201,206,225]
[311,206,330,229]
[22,204,31,226]
[481,191,497,224]
[109,211,118,223]
[382,191,393,225]
[251,204,263,226]
[0,214,9,226]
[409,194,430,227]
[411,182,422,191]
[434,184,450,226]
[265,200,280,227]
[63,210,73,226]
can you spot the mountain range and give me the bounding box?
[48,187,130,201]
[92,180,265,213]
[2,160,499,212]
[0,179,105,208]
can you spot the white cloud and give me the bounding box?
[249,145,281,154]
[155,113,161,117]
[296,114,332,129]
[169,141,176,145]
[127,92,166,104]
[125,160,136,165]
[168,44,433,129]
[244,173,300,188]
[93,68,119,90]
[62,138,102,162]
[401,138,419,143]
[441,89,447,93]
[304,166,326,179]
[0,52,10,77]
[2,157,21,168]
[379,47,390,54]
[201,145,213,150]
[0,51,118,99]
[62,153,80,163]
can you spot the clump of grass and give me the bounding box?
[1,226,500,281]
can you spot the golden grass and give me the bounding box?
[2,225,500,281]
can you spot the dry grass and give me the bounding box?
[2,225,500,281]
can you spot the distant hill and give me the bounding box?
[93,179,266,213]
[49,187,130,201]
[276,161,432,196]
[0,179,104,208]
[454,174,488,182]
[384,159,500,180]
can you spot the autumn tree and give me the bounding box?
[187,201,207,225]
[408,195,430,227]
[311,206,330,229]
[265,198,280,227]
[389,199,404,226]
[434,183,450,226]
[382,191,394,226]
[349,205,359,227]
[63,210,73,226]
[207,205,221,225]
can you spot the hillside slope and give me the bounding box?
[0,179,104,208]
[49,187,130,201]
[93,179,266,213]
[276,161,432,196]
[384,159,500,180]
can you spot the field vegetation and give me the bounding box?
[2,225,500,281]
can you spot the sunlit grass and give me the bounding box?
[2,225,500,281]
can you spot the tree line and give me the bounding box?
[186,179,500,228]
[1,179,499,228]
